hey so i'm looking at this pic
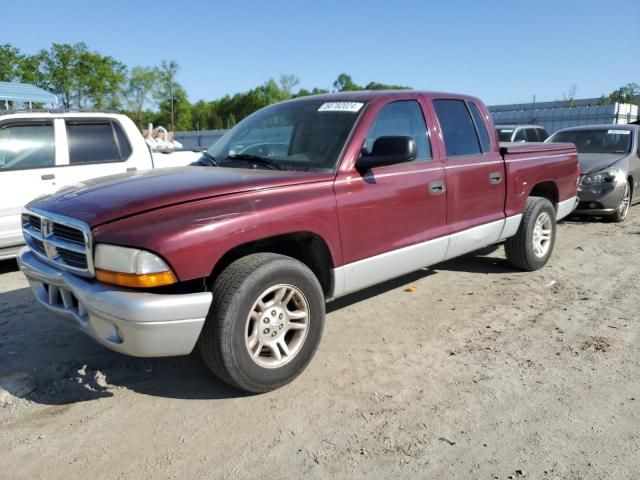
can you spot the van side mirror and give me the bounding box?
[356,136,416,171]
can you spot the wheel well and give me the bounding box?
[209,232,334,295]
[529,182,559,205]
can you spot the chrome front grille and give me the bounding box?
[22,209,94,277]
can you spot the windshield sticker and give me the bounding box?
[607,129,630,135]
[318,102,364,113]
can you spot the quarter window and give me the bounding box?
[365,100,431,161]
[468,102,491,152]
[0,123,55,171]
[67,121,131,164]
[433,99,482,156]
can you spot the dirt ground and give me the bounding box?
[1,212,639,480]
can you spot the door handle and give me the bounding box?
[429,180,446,195]
[489,172,502,184]
[41,174,55,180]
[126,167,137,172]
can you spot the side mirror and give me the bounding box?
[356,136,416,171]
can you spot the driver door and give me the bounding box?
[334,99,447,294]
[0,120,60,253]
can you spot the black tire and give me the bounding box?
[198,253,325,393]
[605,180,631,223]
[505,196,556,271]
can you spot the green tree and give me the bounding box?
[157,84,192,131]
[333,73,361,92]
[154,60,182,130]
[40,43,85,108]
[608,83,640,104]
[0,44,23,81]
[126,66,159,128]
[278,74,300,99]
[74,50,127,108]
[364,81,410,90]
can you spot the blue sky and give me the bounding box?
[3,0,639,105]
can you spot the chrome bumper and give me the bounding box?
[17,248,212,357]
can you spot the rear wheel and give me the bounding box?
[606,180,631,223]
[505,196,556,271]
[198,253,325,393]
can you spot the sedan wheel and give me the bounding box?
[607,181,631,223]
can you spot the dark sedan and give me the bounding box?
[546,125,640,222]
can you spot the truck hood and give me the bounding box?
[578,153,627,174]
[28,167,333,227]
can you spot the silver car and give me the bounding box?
[546,125,640,222]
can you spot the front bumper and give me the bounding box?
[574,183,626,216]
[17,248,212,357]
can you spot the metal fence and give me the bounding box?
[174,129,228,149]
[175,101,640,145]
[489,101,638,134]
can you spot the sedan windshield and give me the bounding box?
[207,99,365,172]
[547,129,632,154]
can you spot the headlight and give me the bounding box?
[581,168,623,186]
[94,244,177,288]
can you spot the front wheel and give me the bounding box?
[605,181,631,223]
[198,253,325,393]
[505,196,557,271]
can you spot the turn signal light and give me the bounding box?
[96,269,177,288]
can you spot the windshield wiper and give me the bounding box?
[195,151,219,167]
[226,154,283,170]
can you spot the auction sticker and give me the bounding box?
[607,129,630,135]
[318,102,364,112]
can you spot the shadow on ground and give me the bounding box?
[0,248,517,406]
[0,259,19,274]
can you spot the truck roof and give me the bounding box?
[285,90,485,104]
[0,110,127,120]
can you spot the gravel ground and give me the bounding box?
[1,212,639,479]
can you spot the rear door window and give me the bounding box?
[66,121,131,164]
[0,123,55,171]
[365,100,431,161]
[433,99,481,156]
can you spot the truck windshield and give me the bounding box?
[547,129,632,154]
[207,99,365,172]
[496,128,514,142]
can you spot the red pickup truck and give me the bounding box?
[18,91,578,392]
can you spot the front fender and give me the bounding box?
[92,181,342,281]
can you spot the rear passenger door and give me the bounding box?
[54,119,139,188]
[432,99,506,255]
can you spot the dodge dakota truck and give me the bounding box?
[17,91,579,393]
